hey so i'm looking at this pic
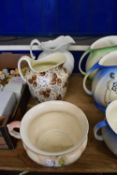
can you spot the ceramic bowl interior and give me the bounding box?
[21,101,89,156]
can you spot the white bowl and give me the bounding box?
[7,101,89,167]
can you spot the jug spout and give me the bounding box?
[41,35,75,51]
[18,52,68,82]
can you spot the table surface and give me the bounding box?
[0,74,117,173]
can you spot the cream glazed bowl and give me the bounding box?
[7,101,89,167]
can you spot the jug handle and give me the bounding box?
[7,121,21,139]
[78,48,91,75]
[83,63,101,95]
[94,120,107,141]
[18,55,32,82]
[30,39,42,59]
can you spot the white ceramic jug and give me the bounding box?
[30,36,75,75]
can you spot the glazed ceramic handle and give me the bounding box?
[7,121,21,139]
[83,63,101,95]
[78,48,91,75]
[94,120,107,141]
[30,39,42,59]
[18,55,33,82]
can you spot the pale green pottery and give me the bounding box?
[79,36,117,78]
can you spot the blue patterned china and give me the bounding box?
[83,50,117,111]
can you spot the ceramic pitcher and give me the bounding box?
[29,36,75,75]
[83,50,117,112]
[7,101,89,167]
[18,52,69,102]
[79,36,117,78]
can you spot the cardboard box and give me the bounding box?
[0,53,30,149]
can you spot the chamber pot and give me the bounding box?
[83,50,117,111]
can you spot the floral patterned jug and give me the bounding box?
[18,52,69,102]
